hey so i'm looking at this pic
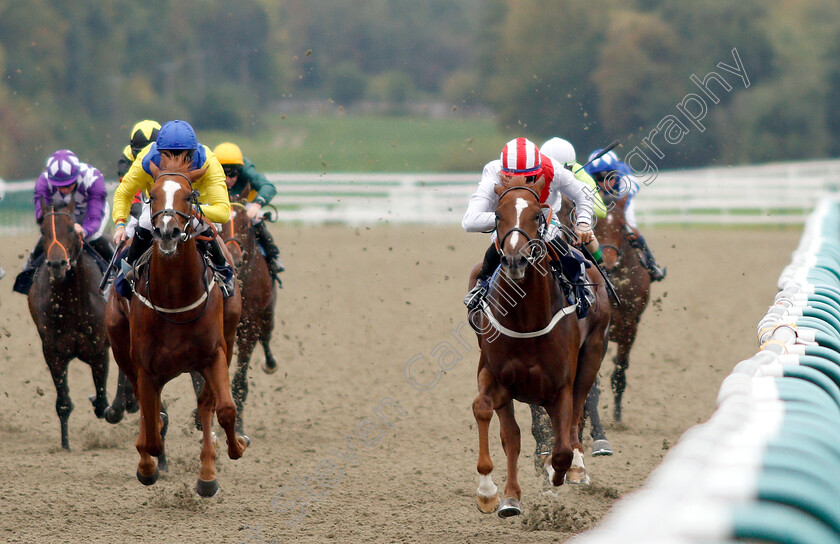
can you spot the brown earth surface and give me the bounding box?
[0,224,800,543]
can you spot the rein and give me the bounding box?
[224,202,248,255]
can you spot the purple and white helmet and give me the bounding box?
[45,149,81,186]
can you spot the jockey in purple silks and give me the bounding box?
[13,149,114,295]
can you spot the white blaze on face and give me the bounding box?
[161,180,181,229]
[509,197,529,249]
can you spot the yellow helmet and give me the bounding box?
[214,142,244,165]
[129,120,161,154]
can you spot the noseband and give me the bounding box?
[495,186,547,257]
[42,210,82,267]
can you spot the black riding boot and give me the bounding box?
[12,240,45,295]
[254,221,285,275]
[125,227,153,267]
[197,236,236,298]
[628,233,666,281]
[464,244,501,310]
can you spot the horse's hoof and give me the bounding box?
[565,468,590,485]
[498,497,522,518]
[137,468,159,486]
[592,439,613,456]
[103,406,124,424]
[195,478,219,498]
[476,493,500,514]
[262,360,278,374]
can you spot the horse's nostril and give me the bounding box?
[500,255,509,267]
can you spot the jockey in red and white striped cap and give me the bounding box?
[461,137,598,310]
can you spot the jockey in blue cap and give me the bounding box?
[584,149,665,281]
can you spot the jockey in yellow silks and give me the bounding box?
[111,119,235,297]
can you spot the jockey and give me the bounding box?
[462,137,598,311]
[112,119,236,297]
[13,150,114,294]
[540,137,607,221]
[117,119,160,220]
[584,148,666,281]
[214,142,285,281]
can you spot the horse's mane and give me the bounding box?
[158,151,193,174]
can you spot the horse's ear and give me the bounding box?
[532,175,546,195]
[38,196,48,222]
[497,173,515,195]
[149,160,160,180]
[68,190,76,207]
[190,165,208,185]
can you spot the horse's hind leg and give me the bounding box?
[473,364,500,514]
[584,379,612,456]
[496,401,522,518]
[47,357,74,450]
[528,404,553,474]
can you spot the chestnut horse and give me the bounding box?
[593,193,650,422]
[27,197,110,450]
[219,201,278,433]
[105,154,247,496]
[467,176,610,517]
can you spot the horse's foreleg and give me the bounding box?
[473,365,499,514]
[196,379,219,497]
[584,378,612,456]
[88,351,109,419]
[232,334,256,435]
[496,401,522,517]
[204,348,249,461]
[135,369,161,485]
[611,333,634,423]
[259,305,278,374]
[47,358,73,451]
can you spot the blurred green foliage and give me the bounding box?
[0,0,838,178]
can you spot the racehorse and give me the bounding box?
[28,197,110,450]
[593,193,651,422]
[466,176,610,517]
[219,201,278,434]
[105,153,248,496]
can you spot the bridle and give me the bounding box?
[149,172,202,242]
[42,210,82,268]
[494,186,547,258]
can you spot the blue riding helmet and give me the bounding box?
[156,120,198,151]
[583,148,621,175]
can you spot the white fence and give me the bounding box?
[2,159,840,232]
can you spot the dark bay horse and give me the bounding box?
[593,193,651,422]
[28,197,110,450]
[467,176,610,517]
[105,154,247,496]
[220,201,278,434]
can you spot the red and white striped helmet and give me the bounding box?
[500,137,542,177]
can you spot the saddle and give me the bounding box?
[113,245,230,300]
[545,236,594,319]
